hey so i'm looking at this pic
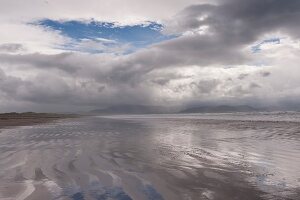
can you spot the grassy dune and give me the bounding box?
[0,112,78,129]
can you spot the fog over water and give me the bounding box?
[0,113,299,200]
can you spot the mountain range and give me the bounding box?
[90,104,262,114]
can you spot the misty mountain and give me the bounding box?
[180,105,260,113]
[90,104,264,114]
[90,105,176,114]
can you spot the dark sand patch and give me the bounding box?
[0,112,78,129]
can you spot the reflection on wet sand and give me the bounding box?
[0,113,299,200]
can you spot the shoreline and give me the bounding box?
[0,112,79,129]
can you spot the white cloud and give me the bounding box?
[0,0,210,25]
[0,22,68,53]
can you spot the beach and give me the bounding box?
[0,113,299,200]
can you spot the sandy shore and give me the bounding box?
[0,113,299,200]
[0,112,78,129]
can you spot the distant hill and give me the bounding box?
[90,105,175,114]
[90,104,264,115]
[180,105,259,113]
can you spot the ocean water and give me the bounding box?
[0,112,299,200]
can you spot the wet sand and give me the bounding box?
[0,113,299,200]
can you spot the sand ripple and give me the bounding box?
[0,114,299,200]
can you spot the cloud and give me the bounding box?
[167,0,300,38]
[238,74,249,80]
[0,22,69,53]
[0,0,300,111]
[0,43,25,53]
[0,0,206,24]
[162,0,300,64]
[260,71,271,77]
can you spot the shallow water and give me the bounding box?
[0,113,299,200]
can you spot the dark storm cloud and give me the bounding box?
[160,0,300,66]
[0,53,81,73]
[0,69,71,103]
[0,64,155,109]
[169,0,300,39]
[102,0,300,84]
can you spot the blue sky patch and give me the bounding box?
[35,19,176,54]
[251,38,281,53]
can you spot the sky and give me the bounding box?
[0,0,300,112]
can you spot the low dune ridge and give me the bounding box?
[0,112,78,129]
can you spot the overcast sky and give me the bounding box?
[0,0,300,112]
